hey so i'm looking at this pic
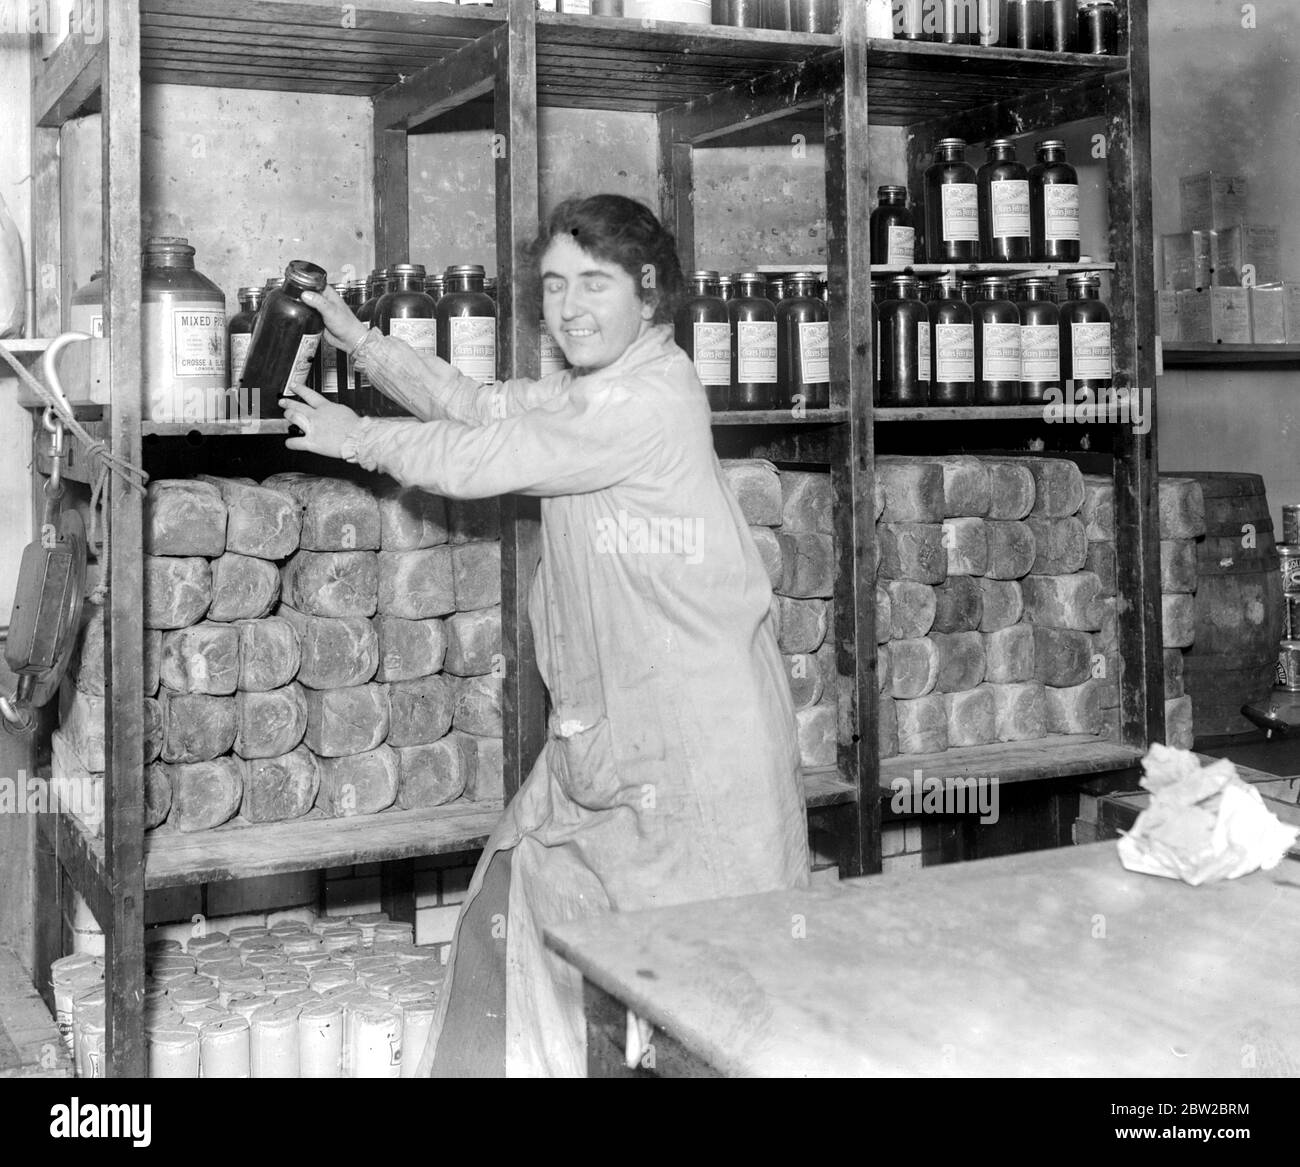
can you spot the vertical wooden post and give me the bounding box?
[102,0,146,1080]
[1108,1,1162,752]
[825,7,874,877]
[498,0,544,801]
[31,127,62,335]
[657,114,695,269]
[373,127,409,270]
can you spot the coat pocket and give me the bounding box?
[548,715,623,811]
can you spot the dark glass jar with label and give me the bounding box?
[374,263,437,418]
[871,186,916,266]
[675,271,731,411]
[423,272,445,304]
[777,271,830,410]
[977,0,1007,46]
[317,281,350,400]
[1029,139,1081,262]
[940,0,973,43]
[1006,0,1044,49]
[878,275,930,407]
[1079,0,1118,55]
[1042,0,1076,51]
[1060,273,1112,400]
[334,282,363,411]
[729,272,779,411]
[240,260,327,416]
[1016,277,1061,404]
[352,269,389,411]
[716,274,734,302]
[766,276,785,305]
[227,286,263,392]
[972,276,1022,406]
[437,265,497,387]
[978,138,1031,262]
[924,139,979,263]
[928,274,975,406]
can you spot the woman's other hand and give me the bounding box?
[280,384,361,459]
[302,286,366,352]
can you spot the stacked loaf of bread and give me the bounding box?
[55,475,504,836]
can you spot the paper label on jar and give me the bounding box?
[1071,321,1112,379]
[71,306,103,338]
[171,306,227,378]
[284,332,321,395]
[940,183,979,243]
[321,340,342,396]
[798,320,830,385]
[539,325,568,376]
[1020,323,1060,381]
[982,322,1021,380]
[887,225,916,266]
[229,333,251,389]
[450,316,497,385]
[990,179,1031,240]
[561,0,590,11]
[1044,184,1081,241]
[737,320,777,383]
[934,322,975,382]
[390,317,438,351]
[693,321,731,387]
[917,321,931,382]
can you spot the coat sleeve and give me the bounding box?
[347,379,663,499]
[355,330,570,425]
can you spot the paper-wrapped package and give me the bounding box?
[1117,744,1299,885]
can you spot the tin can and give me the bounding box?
[1287,594,1300,641]
[1278,641,1300,692]
[1283,504,1300,546]
[1279,544,1300,592]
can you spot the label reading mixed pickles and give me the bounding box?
[170,306,227,378]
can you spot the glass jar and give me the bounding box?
[675,270,731,411]
[895,0,929,39]
[437,264,497,386]
[240,259,328,417]
[227,285,263,392]
[728,271,778,411]
[870,185,916,266]
[1006,0,1044,49]
[319,281,350,400]
[423,272,445,303]
[1060,273,1112,399]
[766,276,785,304]
[716,274,734,302]
[1079,0,1118,55]
[924,138,979,263]
[374,263,437,417]
[978,138,1031,263]
[353,269,389,411]
[336,281,364,410]
[141,237,227,423]
[1029,139,1081,262]
[940,0,973,43]
[972,276,1021,405]
[1015,276,1060,404]
[777,271,830,409]
[717,0,763,26]
[1042,0,1076,51]
[928,274,975,406]
[977,0,1006,46]
[878,275,930,407]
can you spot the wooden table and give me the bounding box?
[545,843,1300,1077]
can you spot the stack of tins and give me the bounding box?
[1168,471,1284,737]
[53,476,504,837]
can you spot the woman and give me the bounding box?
[286,194,809,1077]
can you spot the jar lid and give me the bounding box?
[733,271,766,282]
[787,271,819,281]
[144,236,192,251]
[1066,272,1102,285]
[987,138,1018,151]
[1037,139,1066,150]
[445,264,486,277]
[330,282,350,294]
[348,279,368,291]
[877,185,907,196]
[689,270,720,280]
[934,137,967,149]
[979,275,1011,289]
[889,274,920,288]
[264,277,286,290]
[389,262,427,278]
[237,285,263,298]
[284,260,328,292]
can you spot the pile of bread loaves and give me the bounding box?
[55,474,504,835]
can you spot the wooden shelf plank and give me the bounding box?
[141,419,292,436]
[143,799,505,888]
[875,406,1053,421]
[36,812,110,929]
[34,27,103,127]
[711,408,847,426]
[871,262,1116,276]
[1162,342,1300,367]
[878,735,1142,795]
[803,768,858,809]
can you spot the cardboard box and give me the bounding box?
[1161,232,1214,292]
[1210,287,1252,344]
[1176,289,1211,342]
[1157,291,1180,342]
[1213,224,1281,287]
[1284,282,1300,343]
[1180,172,1249,231]
[1249,285,1287,344]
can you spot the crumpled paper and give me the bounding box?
[1117,743,1300,885]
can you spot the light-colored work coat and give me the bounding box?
[350,322,810,1076]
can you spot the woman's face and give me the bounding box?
[540,234,655,372]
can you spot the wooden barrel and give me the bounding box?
[1167,471,1284,736]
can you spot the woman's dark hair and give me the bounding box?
[528,194,685,325]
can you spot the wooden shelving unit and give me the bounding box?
[26,0,1159,1076]
[1162,342,1300,368]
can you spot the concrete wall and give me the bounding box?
[1150,0,1300,516]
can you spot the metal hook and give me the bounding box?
[0,696,34,736]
